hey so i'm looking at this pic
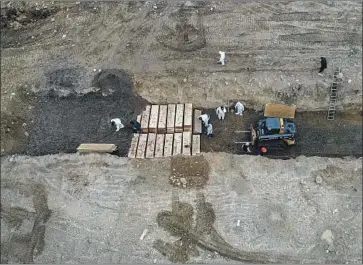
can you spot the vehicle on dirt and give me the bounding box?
[241,103,297,154]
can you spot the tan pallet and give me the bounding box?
[155,134,165,157]
[192,135,201,156]
[183,103,193,132]
[136,134,148,158]
[193,109,202,134]
[164,134,174,157]
[157,105,168,134]
[140,105,151,133]
[182,132,191,156]
[167,104,176,133]
[173,132,182,155]
[128,134,140,158]
[175,104,184,133]
[149,105,159,133]
[146,133,156,158]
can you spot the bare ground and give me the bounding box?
[1,153,361,263]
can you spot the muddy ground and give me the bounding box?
[1,153,361,263]
[200,108,362,157]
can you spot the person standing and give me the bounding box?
[206,123,213,138]
[319,57,327,73]
[218,51,226,66]
[235,101,245,115]
[216,106,226,120]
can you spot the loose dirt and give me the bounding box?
[200,108,362,157]
[169,156,210,189]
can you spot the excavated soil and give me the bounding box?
[200,108,362,158]
[25,69,148,156]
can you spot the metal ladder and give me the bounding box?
[327,68,342,121]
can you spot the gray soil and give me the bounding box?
[1,153,361,263]
[200,108,362,158]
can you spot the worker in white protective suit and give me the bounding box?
[206,123,213,138]
[235,101,245,115]
[111,118,124,132]
[218,51,226,66]
[216,106,227,120]
[198,113,210,127]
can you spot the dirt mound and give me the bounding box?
[24,68,149,156]
[169,156,210,189]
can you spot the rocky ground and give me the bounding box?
[1,0,362,263]
[1,153,362,263]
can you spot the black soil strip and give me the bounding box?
[25,69,149,156]
[200,108,362,158]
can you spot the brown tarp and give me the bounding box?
[263,103,296,119]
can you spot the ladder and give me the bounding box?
[327,68,343,121]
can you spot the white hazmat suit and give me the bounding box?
[206,123,213,137]
[219,51,226,66]
[199,114,210,127]
[235,102,245,115]
[216,106,226,120]
[111,118,124,132]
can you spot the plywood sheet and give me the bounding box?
[140,105,151,133]
[127,134,140,158]
[182,132,191,155]
[183,103,193,131]
[157,105,168,133]
[167,104,176,133]
[136,134,148,158]
[164,134,174,157]
[192,135,200,156]
[146,133,156,158]
[175,104,184,133]
[77,144,117,153]
[149,105,159,133]
[173,133,182,155]
[193,109,202,134]
[155,134,165,158]
[264,103,296,119]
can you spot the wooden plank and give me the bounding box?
[192,135,200,156]
[77,144,117,153]
[157,105,168,133]
[173,133,182,155]
[183,103,193,131]
[175,104,184,133]
[182,132,191,156]
[136,115,141,124]
[164,134,173,157]
[155,134,165,158]
[140,105,151,133]
[136,134,148,158]
[193,109,202,134]
[149,105,159,133]
[166,104,176,133]
[127,134,140,158]
[146,133,156,158]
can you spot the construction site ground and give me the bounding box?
[1,0,362,264]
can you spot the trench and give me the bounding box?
[1,68,361,158]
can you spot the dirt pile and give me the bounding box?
[24,68,149,156]
[169,156,210,189]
